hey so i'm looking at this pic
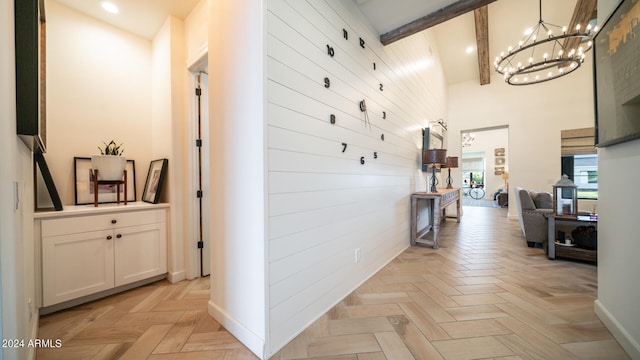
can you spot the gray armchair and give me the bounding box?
[515,187,553,247]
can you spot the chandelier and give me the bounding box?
[494,0,596,85]
[462,133,475,147]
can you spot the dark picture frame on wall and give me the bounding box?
[142,159,168,204]
[15,0,47,153]
[74,157,136,205]
[593,0,640,147]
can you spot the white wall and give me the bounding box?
[151,16,189,283]
[46,0,152,204]
[448,65,595,218]
[207,0,267,357]
[266,0,447,354]
[1,0,38,358]
[594,0,640,357]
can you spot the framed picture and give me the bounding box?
[594,0,640,147]
[495,167,505,175]
[15,0,47,152]
[494,148,505,156]
[143,159,168,204]
[74,157,136,205]
[495,157,505,165]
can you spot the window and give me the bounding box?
[560,127,597,199]
[462,153,485,187]
[562,154,598,199]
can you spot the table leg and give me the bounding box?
[432,198,441,249]
[547,217,555,259]
[410,196,417,245]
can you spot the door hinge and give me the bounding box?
[197,241,204,249]
[196,139,202,147]
[196,190,203,198]
[195,88,202,96]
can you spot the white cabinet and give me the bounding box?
[38,205,167,308]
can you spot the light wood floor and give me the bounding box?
[38,206,629,359]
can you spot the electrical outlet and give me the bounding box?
[355,248,361,263]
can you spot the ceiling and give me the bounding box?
[54,0,584,85]
[54,0,200,40]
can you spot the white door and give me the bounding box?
[199,71,211,276]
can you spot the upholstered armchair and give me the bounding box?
[515,187,553,247]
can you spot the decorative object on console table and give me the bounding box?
[501,172,509,189]
[443,156,458,189]
[143,159,168,204]
[553,174,577,217]
[423,149,446,193]
[74,157,136,205]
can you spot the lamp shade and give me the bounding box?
[423,149,447,166]
[445,156,458,168]
[501,172,509,180]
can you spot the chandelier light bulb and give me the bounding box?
[543,52,548,61]
[576,24,581,31]
[562,26,567,34]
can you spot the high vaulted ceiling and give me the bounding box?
[54,0,594,86]
[354,0,595,85]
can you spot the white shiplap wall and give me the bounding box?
[266,0,447,352]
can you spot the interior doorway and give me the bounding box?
[189,68,210,277]
[460,126,509,208]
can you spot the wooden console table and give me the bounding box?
[410,189,461,249]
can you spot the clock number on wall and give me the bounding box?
[381,133,385,141]
[379,83,384,91]
[373,62,376,70]
[330,114,336,124]
[343,29,348,40]
[359,37,365,49]
[326,44,335,57]
[374,152,378,159]
[382,111,386,119]
[324,77,330,88]
[360,156,365,165]
[342,142,347,152]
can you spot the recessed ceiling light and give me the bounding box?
[101,2,119,14]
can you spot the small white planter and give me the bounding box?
[91,155,126,181]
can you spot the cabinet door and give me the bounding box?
[42,230,115,306]
[114,222,167,287]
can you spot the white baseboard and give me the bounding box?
[208,300,265,359]
[167,270,185,283]
[594,299,640,359]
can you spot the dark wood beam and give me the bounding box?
[563,0,597,54]
[474,6,490,85]
[380,0,497,45]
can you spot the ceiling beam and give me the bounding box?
[474,6,490,85]
[380,0,497,46]
[563,0,597,53]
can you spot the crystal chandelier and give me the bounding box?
[462,133,475,147]
[494,0,596,85]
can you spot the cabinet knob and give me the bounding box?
[111,219,117,224]
[106,235,112,240]
[116,234,122,239]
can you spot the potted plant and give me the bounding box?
[91,140,126,181]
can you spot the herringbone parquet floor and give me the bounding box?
[38,206,629,359]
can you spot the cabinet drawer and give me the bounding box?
[41,209,166,237]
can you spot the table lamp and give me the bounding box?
[501,172,509,189]
[423,149,447,193]
[443,156,458,189]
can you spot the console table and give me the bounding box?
[410,189,461,249]
[547,215,597,262]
